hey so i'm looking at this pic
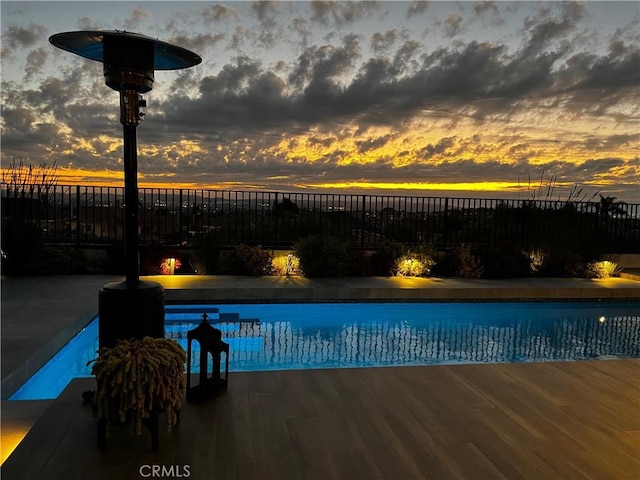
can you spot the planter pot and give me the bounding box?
[96,393,182,451]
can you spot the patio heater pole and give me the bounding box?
[121,89,141,286]
[49,30,201,348]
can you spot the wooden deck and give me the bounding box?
[2,359,639,479]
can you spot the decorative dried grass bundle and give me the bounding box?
[88,337,186,435]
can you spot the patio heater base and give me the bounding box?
[98,281,165,349]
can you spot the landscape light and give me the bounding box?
[271,252,300,276]
[160,257,181,275]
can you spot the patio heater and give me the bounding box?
[49,31,201,348]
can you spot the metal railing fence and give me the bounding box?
[2,184,639,252]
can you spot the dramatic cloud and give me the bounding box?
[442,13,464,38]
[168,33,226,54]
[371,29,399,53]
[311,1,381,26]
[1,23,47,59]
[473,1,503,26]
[2,23,46,50]
[406,1,430,20]
[1,1,638,201]
[123,8,150,30]
[24,46,48,80]
[202,4,239,23]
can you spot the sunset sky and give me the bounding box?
[1,1,639,201]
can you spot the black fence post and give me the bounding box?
[443,197,449,247]
[76,185,81,246]
[360,195,366,250]
[179,189,184,244]
[274,192,279,249]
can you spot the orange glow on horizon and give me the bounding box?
[0,166,264,191]
[303,180,558,192]
[2,164,637,196]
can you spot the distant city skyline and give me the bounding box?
[1,1,639,202]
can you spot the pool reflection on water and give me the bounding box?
[9,301,640,400]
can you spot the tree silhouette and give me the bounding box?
[597,195,627,218]
[273,197,300,216]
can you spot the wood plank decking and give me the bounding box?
[3,359,639,480]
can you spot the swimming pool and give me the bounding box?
[9,301,640,400]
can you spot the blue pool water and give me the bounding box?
[9,301,640,400]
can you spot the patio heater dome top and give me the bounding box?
[49,30,202,69]
[49,30,202,92]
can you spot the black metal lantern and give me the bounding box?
[49,30,201,348]
[186,313,229,403]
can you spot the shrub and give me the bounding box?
[159,258,182,275]
[541,251,585,277]
[140,244,173,275]
[271,251,302,276]
[233,244,273,276]
[528,249,547,275]
[370,240,404,276]
[454,244,484,278]
[190,234,222,274]
[434,244,484,278]
[106,242,126,274]
[475,247,510,279]
[1,219,42,274]
[138,245,195,275]
[294,234,349,277]
[393,252,435,277]
[476,245,530,279]
[21,246,99,274]
[346,249,368,276]
[584,260,621,279]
